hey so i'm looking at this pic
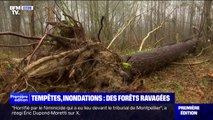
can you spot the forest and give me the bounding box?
[0,1,212,104]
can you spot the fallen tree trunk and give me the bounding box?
[122,39,198,77]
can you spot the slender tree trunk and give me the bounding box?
[203,0,212,44]
[30,0,36,49]
[9,1,21,56]
[189,0,194,35]
[104,0,111,41]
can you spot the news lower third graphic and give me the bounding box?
[9,6,33,15]
[10,93,174,104]
[0,93,212,120]
[0,93,174,120]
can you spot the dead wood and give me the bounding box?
[139,21,164,51]
[0,42,38,47]
[46,21,70,28]
[172,59,210,65]
[22,42,99,78]
[0,32,78,47]
[47,33,80,48]
[0,32,41,40]
[122,39,198,78]
[27,33,48,65]
[47,33,79,43]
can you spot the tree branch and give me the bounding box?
[139,21,164,51]
[107,16,135,49]
[0,42,38,47]
[27,33,48,65]
[47,33,79,43]
[0,32,41,40]
[0,32,78,44]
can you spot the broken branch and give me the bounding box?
[172,59,210,65]
[139,21,164,51]
[27,33,48,65]
[107,16,135,49]
[0,42,38,47]
[0,32,41,40]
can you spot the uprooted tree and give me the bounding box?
[0,16,200,103]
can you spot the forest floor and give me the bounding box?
[138,47,213,103]
[0,47,212,103]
